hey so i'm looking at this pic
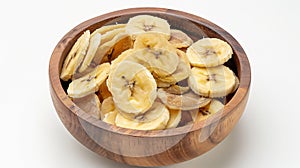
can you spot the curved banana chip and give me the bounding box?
[67,63,110,98]
[132,48,179,77]
[73,94,101,119]
[169,29,193,48]
[166,109,182,129]
[158,49,191,83]
[186,38,233,67]
[190,99,224,122]
[118,102,166,123]
[188,65,236,98]
[92,32,130,65]
[101,36,133,63]
[106,49,136,91]
[100,28,125,44]
[78,33,101,73]
[157,88,211,110]
[155,79,172,88]
[115,103,170,130]
[91,24,126,37]
[100,96,115,120]
[109,61,157,114]
[60,30,90,81]
[103,110,118,125]
[133,33,176,52]
[126,15,171,40]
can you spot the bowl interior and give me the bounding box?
[52,8,250,137]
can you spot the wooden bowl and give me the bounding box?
[49,7,251,167]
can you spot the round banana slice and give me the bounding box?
[132,48,179,77]
[109,61,157,114]
[60,30,90,81]
[115,103,170,130]
[73,94,101,119]
[67,63,110,98]
[188,65,236,98]
[186,38,233,67]
[166,109,182,129]
[78,33,101,73]
[100,96,115,120]
[190,99,224,122]
[118,102,166,123]
[106,49,136,91]
[91,24,126,37]
[158,49,191,83]
[126,15,171,40]
[157,88,211,110]
[169,29,193,48]
[133,33,176,52]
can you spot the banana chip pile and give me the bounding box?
[60,15,239,130]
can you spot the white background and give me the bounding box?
[0,0,299,167]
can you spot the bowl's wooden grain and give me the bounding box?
[49,7,251,167]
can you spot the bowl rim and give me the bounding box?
[49,7,251,138]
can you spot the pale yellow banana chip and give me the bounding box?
[109,61,157,114]
[126,15,171,40]
[118,102,166,123]
[157,49,191,83]
[91,24,126,37]
[133,33,175,52]
[166,109,182,129]
[67,63,110,98]
[100,96,115,120]
[188,65,236,98]
[100,28,126,44]
[103,110,118,125]
[78,33,101,73]
[190,99,224,122]
[60,30,90,81]
[115,103,170,130]
[186,38,233,67]
[133,48,179,77]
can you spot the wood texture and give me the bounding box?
[49,7,251,167]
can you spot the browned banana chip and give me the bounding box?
[101,36,133,63]
[97,79,112,102]
[93,32,130,65]
[157,88,211,110]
